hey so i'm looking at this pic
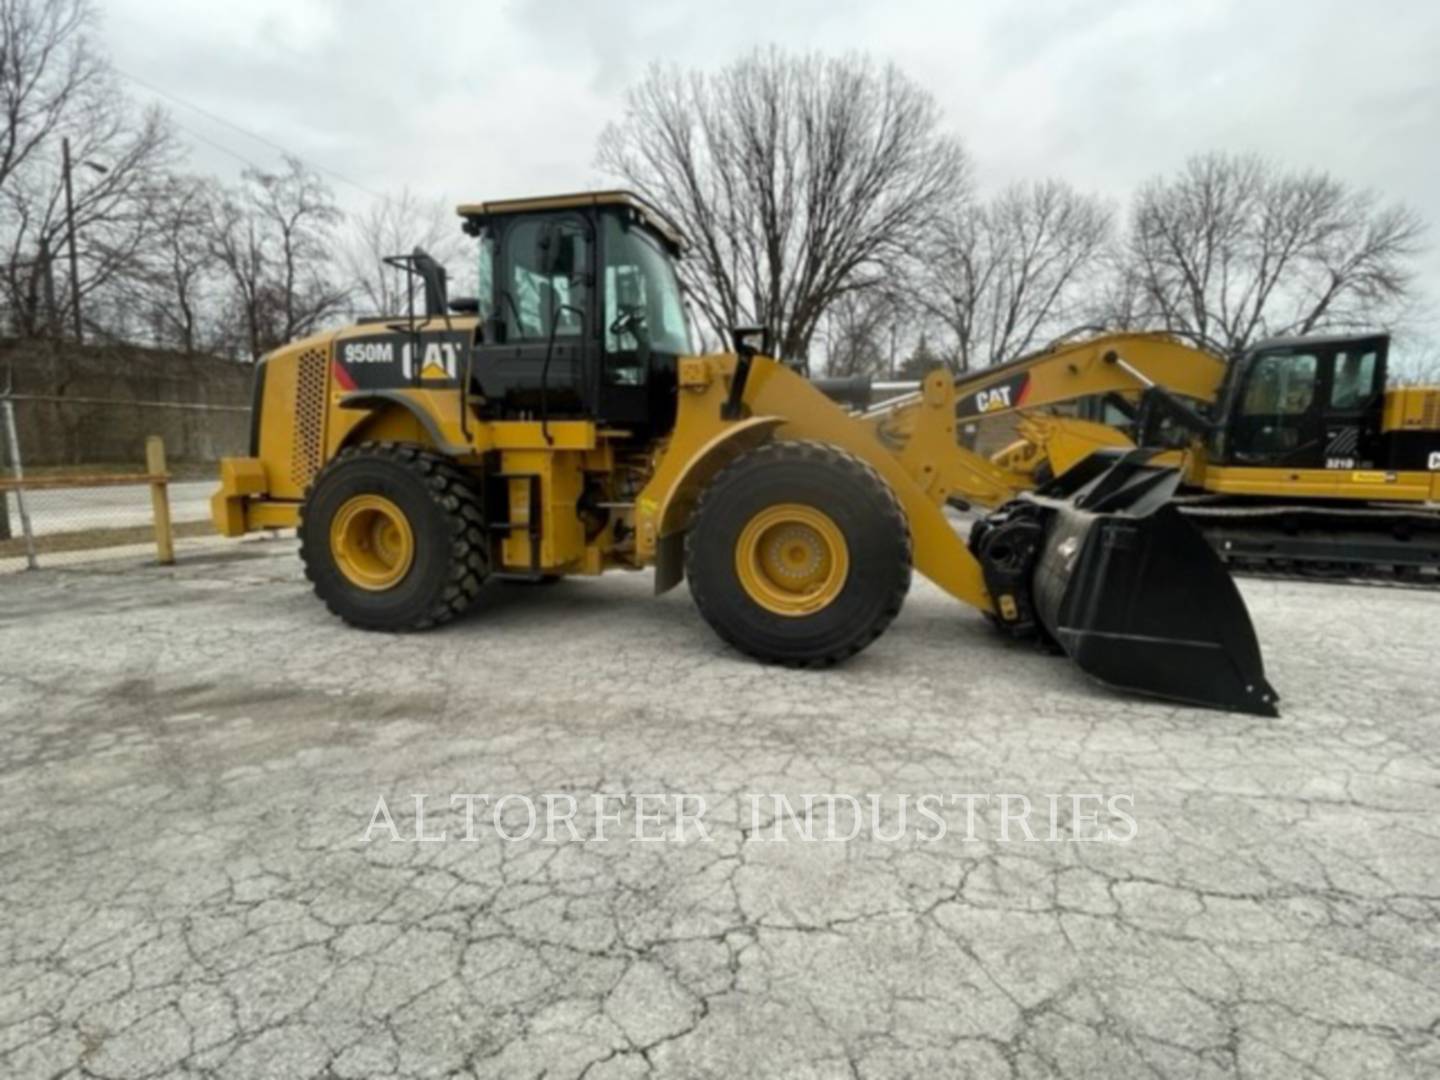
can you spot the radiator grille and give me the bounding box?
[291,348,329,490]
[1425,390,1440,430]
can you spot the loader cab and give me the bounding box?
[1211,334,1389,470]
[458,191,691,434]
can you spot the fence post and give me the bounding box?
[1,396,38,569]
[0,364,9,541]
[146,435,175,566]
[0,444,8,540]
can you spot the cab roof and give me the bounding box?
[1249,331,1389,353]
[456,190,686,252]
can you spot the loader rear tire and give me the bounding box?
[299,443,489,631]
[686,440,911,667]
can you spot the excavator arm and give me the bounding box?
[858,332,1225,504]
[866,331,1225,423]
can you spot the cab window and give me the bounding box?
[500,218,589,341]
[474,232,495,325]
[1228,350,1320,463]
[602,216,689,367]
[1241,352,1318,418]
[1330,350,1378,410]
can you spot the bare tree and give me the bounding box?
[249,157,344,346]
[0,0,185,339]
[1122,152,1425,350]
[205,195,261,359]
[0,95,179,338]
[921,179,1113,371]
[129,174,223,352]
[0,0,101,195]
[338,188,466,317]
[820,287,909,377]
[1387,323,1440,386]
[209,157,344,360]
[598,49,968,364]
[897,330,950,379]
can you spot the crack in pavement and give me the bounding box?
[1,541,1437,1078]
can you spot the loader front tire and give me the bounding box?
[686,440,911,667]
[299,443,489,631]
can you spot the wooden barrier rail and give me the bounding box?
[0,473,165,490]
[0,434,176,567]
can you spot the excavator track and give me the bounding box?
[1176,499,1440,589]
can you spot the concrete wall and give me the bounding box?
[0,338,253,469]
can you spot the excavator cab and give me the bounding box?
[1211,334,1389,469]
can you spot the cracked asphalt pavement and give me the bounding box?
[1,538,1437,1078]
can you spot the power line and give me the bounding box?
[115,67,388,203]
[166,117,269,173]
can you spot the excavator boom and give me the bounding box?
[871,331,1226,424]
[855,332,1223,503]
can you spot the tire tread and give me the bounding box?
[298,442,488,631]
[685,439,911,667]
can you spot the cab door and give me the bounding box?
[471,212,597,416]
[591,212,691,428]
[1224,348,1325,467]
[1318,339,1387,469]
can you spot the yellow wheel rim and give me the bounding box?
[329,494,415,591]
[734,503,849,617]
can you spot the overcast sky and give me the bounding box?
[98,0,1440,331]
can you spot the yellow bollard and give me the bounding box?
[146,435,175,566]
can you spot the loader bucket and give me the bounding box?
[1029,454,1279,716]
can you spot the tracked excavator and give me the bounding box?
[850,331,1440,583]
[213,191,1280,716]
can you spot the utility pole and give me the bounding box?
[39,235,58,336]
[62,136,83,344]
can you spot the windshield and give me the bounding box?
[603,215,690,356]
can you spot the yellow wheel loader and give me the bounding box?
[873,331,1440,582]
[213,191,1278,715]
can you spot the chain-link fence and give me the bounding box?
[0,391,248,574]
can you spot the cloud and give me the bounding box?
[99,0,1439,307]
